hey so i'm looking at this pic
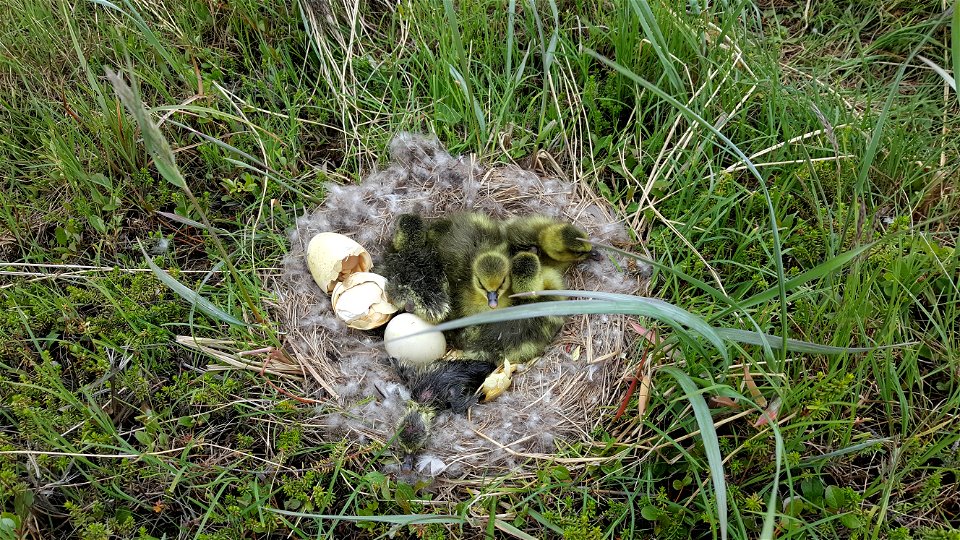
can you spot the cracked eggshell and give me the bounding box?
[480,359,517,402]
[306,232,373,294]
[384,313,447,366]
[331,272,399,330]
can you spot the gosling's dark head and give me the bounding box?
[395,401,434,457]
[392,214,427,250]
[472,251,511,308]
[539,223,593,262]
[510,251,544,294]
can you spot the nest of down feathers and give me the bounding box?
[275,133,644,482]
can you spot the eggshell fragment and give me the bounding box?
[306,232,373,294]
[480,359,517,402]
[384,313,447,366]
[331,272,399,330]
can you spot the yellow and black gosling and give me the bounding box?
[432,212,510,293]
[391,357,496,414]
[382,213,451,324]
[504,214,594,271]
[457,251,566,366]
[394,401,435,470]
[453,251,513,319]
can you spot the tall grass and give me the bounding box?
[0,0,957,538]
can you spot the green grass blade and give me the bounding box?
[659,366,727,540]
[106,68,186,190]
[266,509,465,526]
[443,0,486,143]
[506,0,516,75]
[712,328,906,354]
[108,68,266,324]
[801,438,893,464]
[918,55,956,92]
[138,244,247,327]
[953,0,959,102]
[89,0,194,89]
[854,9,949,195]
[629,0,683,92]
[425,295,728,361]
[592,240,731,305]
[715,241,876,319]
[447,64,487,136]
[495,519,539,540]
[760,424,785,540]
[519,291,893,354]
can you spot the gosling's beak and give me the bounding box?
[487,291,499,308]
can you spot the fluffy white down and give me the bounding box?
[277,132,644,483]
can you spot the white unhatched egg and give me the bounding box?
[384,313,446,366]
[306,232,373,294]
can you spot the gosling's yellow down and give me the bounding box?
[504,214,593,271]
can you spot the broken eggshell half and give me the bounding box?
[306,232,373,294]
[331,272,399,330]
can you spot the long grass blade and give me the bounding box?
[660,366,727,540]
[543,291,902,353]
[918,55,957,92]
[953,1,959,102]
[443,0,486,143]
[138,244,247,327]
[425,296,728,361]
[629,0,683,92]
[108,68,266,324]
[713,328,908,354]
[266,508,465,526]
[89,0,194,89]
[760,419,785,540]
[714,241,876,319]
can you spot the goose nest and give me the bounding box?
[273,133,645,486]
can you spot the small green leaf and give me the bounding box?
[13,490,33,518]
[824,485,844,510]
[781,496,805,517]
[55,227,68,245]
[550,465,571,482]
[88,215,106,233]
[0,513,19,532]
[839,513,863,529]
[800,478,824,505]
[134,430,153,446]
[88,172,112,189]
[435,102,462,124]
[640,505,661,520]
[394,482,415,514]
